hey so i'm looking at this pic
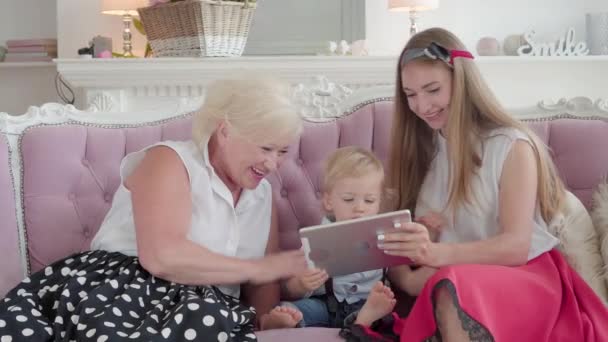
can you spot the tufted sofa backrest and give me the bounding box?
[20,118,193,273]
[527,118,608,208]
[0,136,22,297]
[11,102,608,278]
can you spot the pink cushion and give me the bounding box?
[20,117,193,273]
[528,119,608,208]
[17,106,608,275]
[0,136,23,297]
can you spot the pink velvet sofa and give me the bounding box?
[1,100,607,341]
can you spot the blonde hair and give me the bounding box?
[192,76,302,150]
[322,146,386,195]
[388,27,564,222]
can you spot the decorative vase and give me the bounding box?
[476,37,501,56]
[503,34,526,56]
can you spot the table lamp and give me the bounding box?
[388,0,439,36]
[101,0,147,57]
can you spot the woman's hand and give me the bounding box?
[378,222,443,267]
[285,268,328,296]
[416,211,446,242]
[249,250,309,285]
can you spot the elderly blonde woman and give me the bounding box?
[0,77,308,341]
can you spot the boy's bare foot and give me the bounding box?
[355,282,397,327]
[260,306,304,330]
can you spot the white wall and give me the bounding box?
[0,66,59,115]
[57,0,147,58]
[365,0,605,55]
[0,0,57,45]
[0,0,58,115]
[586,0,608,13]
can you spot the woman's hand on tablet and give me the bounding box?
[378,222,444,267]
[416,211,446,242]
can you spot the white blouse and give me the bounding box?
[415,128,559,261]
[91,140,272,297]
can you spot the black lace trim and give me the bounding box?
[424,279,494,342]
[340,313,399,342]
[339,278,495,341]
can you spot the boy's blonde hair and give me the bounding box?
[322,146,385,194]
[192,76,302,150]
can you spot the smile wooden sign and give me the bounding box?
[517,27,589,56]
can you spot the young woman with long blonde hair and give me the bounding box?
[358,28,608,341]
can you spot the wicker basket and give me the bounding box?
[138,0,256,57]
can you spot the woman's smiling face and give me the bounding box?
[222,133,291,191]
[401,61,453,131]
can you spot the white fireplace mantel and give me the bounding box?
[55,56,608,120]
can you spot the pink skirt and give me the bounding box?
[399,249,608,341]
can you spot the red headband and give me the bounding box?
[449,50,474,65]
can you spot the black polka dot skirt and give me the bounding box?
[0,250,257,341]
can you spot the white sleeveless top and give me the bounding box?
[415,128,559,261]
[91,140,273,297]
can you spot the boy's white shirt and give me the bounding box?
[302,216,383,304]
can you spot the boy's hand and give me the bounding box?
[416,211,446,242]
[286,268,329,296]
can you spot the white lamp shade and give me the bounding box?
[101,0,148,16]
[388,0,439,12]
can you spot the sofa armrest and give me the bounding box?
[0,134,26,297]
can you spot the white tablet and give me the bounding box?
[299,209,413,277]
